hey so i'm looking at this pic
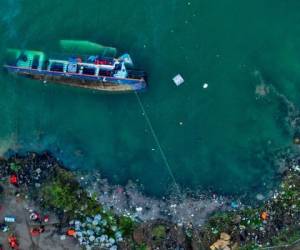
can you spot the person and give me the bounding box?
[9,175,18,187]
[8,235,19,249]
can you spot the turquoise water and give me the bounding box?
[1,0,300,196]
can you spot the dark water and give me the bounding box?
[1,0,300,197]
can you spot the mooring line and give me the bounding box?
[134,92,181,194]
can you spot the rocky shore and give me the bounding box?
[77,171,228,227]
[0,151,300,249]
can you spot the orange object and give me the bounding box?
[261,211,269,221]
[67,229,76,236]
[9,175,18,185]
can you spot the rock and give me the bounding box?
[210,239,230,250]
[220,232,231,241]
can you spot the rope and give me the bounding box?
[134,92,181,194]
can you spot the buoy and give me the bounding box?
[203,83,208,89]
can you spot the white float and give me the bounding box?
[173,74,184,86]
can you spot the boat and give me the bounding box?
[3,40,147,92]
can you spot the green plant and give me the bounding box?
[152,225,166,240]
[119,215,135,236]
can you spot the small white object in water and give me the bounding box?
[256,194,265,201]
[136,207,143,212]
[203,83,208,89]
[60,235,66,240]
[173,74,184,86]
[43,80,47,84]
[179,121,183,126]
[294,165,300,172]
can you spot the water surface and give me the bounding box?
[1,0,300,197]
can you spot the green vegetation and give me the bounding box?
[152,225,167,241]
[9,162,21,172]
[40,168,102,218]
[118,215,136,236]
[38,165,131,240]
[152,225,167,240]
[135,243,148,250]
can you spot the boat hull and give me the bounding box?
[4,65,147,92]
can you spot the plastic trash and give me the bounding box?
[230,201,239,209]
[0,224,8,232]
[136,207,143,212]
[173,74,184,86]
[256,194,265,201]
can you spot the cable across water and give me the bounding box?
[134,92,181,194]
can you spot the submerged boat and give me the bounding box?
[3,40,147,92]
